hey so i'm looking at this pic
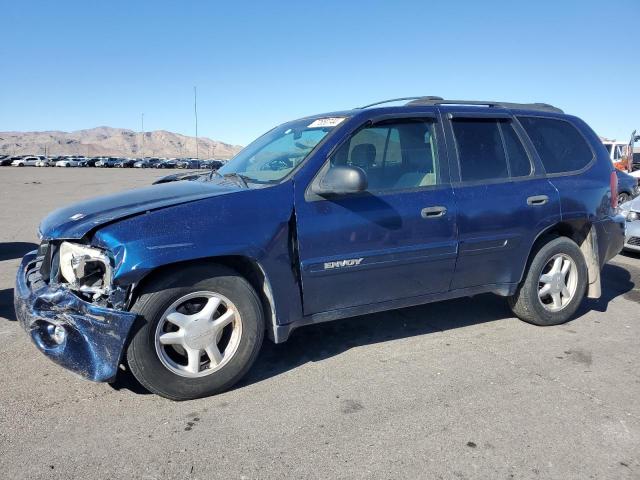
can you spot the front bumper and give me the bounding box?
[623,220,640,252]
[14,251,137,382]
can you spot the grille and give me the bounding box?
[628,237,640,247]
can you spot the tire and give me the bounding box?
[126,264,264,400]
[618,192,630,205]
[508,236,588,326]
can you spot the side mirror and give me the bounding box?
[312,165,368,196]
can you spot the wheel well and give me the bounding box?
[525,220,600,298]
[127,256,276,340]
[535,221,590,247]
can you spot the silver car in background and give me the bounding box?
[620,196,640,252]
[11,155,40,166]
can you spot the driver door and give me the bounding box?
[294,116,458,316]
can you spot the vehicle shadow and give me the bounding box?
[0,242,38,262]
[241,263,636,390]
[110,262,636,397]
[109,364,152,396]
[576,263,637,314]
[0,288,16,321]
[238,293,510,390]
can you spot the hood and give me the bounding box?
[39,179,241,240]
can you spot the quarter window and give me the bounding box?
[331,119,439,191]
[518,117,593,174]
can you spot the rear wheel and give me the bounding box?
[126,265,264,400]
[618,192,630,205]
[508,236,587,326]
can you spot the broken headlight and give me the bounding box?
[59,241,113,295]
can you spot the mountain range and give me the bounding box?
[0,127,243,159]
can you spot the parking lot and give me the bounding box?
[0,167,639,479]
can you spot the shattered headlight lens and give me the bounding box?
[59,241,113,295]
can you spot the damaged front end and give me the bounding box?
[14,244,137,382]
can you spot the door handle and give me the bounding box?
[527,195,549,206]
[421,206,447,218]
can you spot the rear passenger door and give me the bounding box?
[443,110,561,290]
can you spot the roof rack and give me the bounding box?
[405,97,564,114]
[357,96,444,109]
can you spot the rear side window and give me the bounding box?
[452,118,532,182]
[518,117,593,174]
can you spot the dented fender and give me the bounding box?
[91,181,304,332]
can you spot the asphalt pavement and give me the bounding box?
[0,167,638,479]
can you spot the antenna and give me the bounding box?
[194,86,199,160]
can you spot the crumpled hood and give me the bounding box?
[39,179,241,240]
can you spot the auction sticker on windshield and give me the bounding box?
[307,117,346,128]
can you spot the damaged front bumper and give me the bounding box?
[14,251,137,382]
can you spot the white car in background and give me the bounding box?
[55,157,83,167]
[11,156,39,166]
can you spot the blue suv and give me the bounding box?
[15,97,625,400]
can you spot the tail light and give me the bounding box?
[610,171,618,209]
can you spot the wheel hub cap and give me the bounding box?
[154,291,242,378]
[537,253,578,312]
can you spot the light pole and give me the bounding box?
[194,86,199,160]
[141,113,145,159]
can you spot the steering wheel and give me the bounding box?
[260,155,293,171]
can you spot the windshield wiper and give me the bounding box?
[208,169,223,180]
[208,169,252,188]
[223,172,250,188]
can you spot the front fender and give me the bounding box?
[92,182,303,329]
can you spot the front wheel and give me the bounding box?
[126,265,264,400]
[508,236,587,326]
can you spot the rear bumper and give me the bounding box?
[595,214,626,264]
[14,251,137,382]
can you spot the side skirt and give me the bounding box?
[272,282,517,343]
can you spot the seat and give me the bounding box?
[394,143,436,189]
[349,143,380,188]
[350,144,376,170]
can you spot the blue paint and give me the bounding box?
[15,104,626,381]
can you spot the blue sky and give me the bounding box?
[1,0,638,146]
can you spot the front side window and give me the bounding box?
[330,119,439,191]
[452,118,532,182]
[218,117,345,183]
[518,116,593,174]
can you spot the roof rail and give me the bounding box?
[357,96,443,109]
[405,97,564,114]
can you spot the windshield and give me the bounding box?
[217,117,346,183]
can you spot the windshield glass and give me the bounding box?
[217,117,346,183]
